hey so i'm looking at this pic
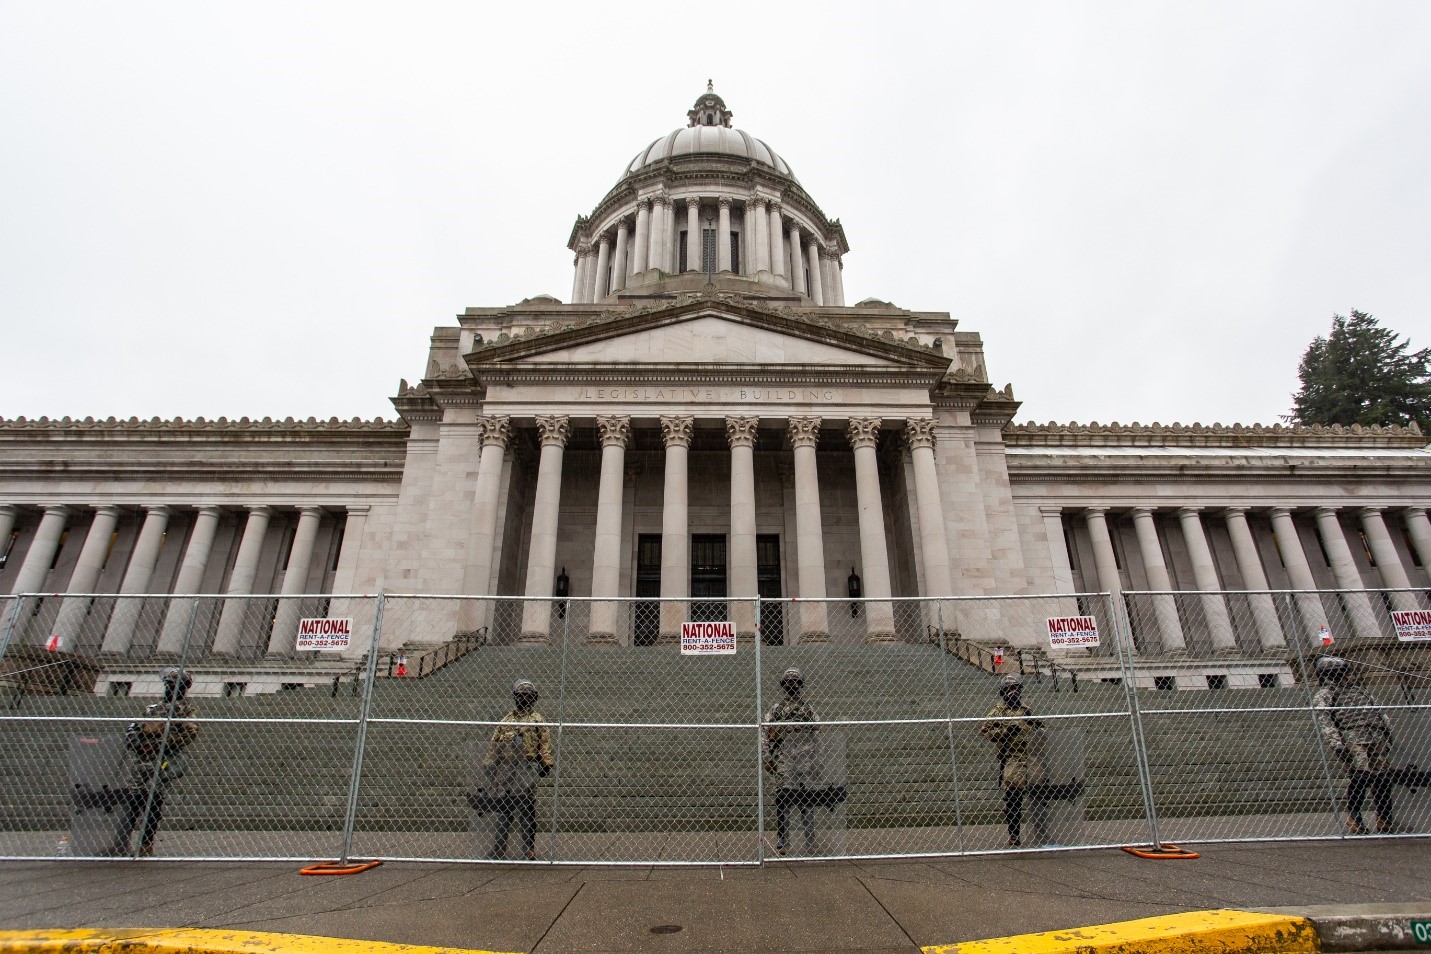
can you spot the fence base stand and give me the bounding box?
[299,859,383,876]
[1121,844,1199,860]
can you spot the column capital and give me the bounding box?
[717,195,733,209]
[685,196,700,210]
[142,504,174,518]
[0,504,16,518]
[1357,505,1385,519]
[660,415,694,448]
[636,197,652,211]
[42,504,72,519]
[902,418,936,450]
[247,505,273,518]
[788,221,802,237]
[725,416,759,448]
[787,416,822,448]
[92,505,123,520]
[535,415,571,448]
[846,418,880,450]
[1128,506,1159,520]
[747,195,768,210]
[597,415,631,448]
[615,219,630,234]
[1083,506,1108,518]
[596,234,611,249]
[1222,505,1249,518]
[344,504,371,517]
[1175,506,1204,520]
[479,415,512,448]
[298,505,326,519]
[1313,505,1340,520]
[194,504,224,518]
[1268,506,1293,520]
[1405,506,1428,520]
[768,200,783,214]
[577,242,594,257]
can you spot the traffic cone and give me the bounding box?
[45,635,60,652]
[993,645,1005,666]
[1318,625,1333,647]
[396,655,407,677]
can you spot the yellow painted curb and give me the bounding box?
[0,930,521,954]
[921,909,1317,954]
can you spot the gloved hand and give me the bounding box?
[763,759,777,774]
[538,762,552,778]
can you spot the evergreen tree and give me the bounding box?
[1289,310,1430,432]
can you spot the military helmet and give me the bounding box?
[513,678,538,696]
[1315,656,1350,677]
[159,667,192,691]
[779,667,804,686]
[998,673,1024,693]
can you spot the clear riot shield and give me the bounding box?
[465,739,502,859]
[775,729,847,859]
[68,734,132,857]
[1393,711,1431,834]
[1026,724,1086,848]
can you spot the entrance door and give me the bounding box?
[634,534,661,646]
[690,534,727,622]
[757,534,783,645]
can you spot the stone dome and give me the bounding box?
[621,82,798,183]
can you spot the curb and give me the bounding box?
[0,930,520,954]
[920,909,1318,954]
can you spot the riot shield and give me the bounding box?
[1026,724,1086,848]
[68,734,132,857]
[465,740,503,859]
[1393,711,1431,835]
[775,729,847,858]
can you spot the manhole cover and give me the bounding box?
[649,925,683,935]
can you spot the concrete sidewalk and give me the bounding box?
[1,840,1428,953]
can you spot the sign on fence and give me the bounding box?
[296,617,353,651]
[680,620,736,655]
[1046,615,1100,649]
[1392,610,1431,642]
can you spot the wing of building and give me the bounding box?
[3,85,1429,692]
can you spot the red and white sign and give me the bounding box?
[296,617,353,651]
[1392,610,1431,642]
[1318,625,1334,647]
[45,634,60,652]
[680,621,736,655]
[1046,615,1100,649]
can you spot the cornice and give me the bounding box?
[475,365,946,389]
[1004,420,1427,449]
[0,415,403,434]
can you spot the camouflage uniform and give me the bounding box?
[981,700,1050,845]
[763,696,821,852]
[1313,681,1394,831]
[120,699,199,854]
[482,709,554,858]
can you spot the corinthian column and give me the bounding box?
[588,415,630,643]
[102,505,172,655]
[632,199,651,275]
[847,418,895,641]
[750,197,770,276]
[459,415,511,634]
[268,506,325,655]
[520,416,570,643]
[1360,507,1417,611]
[904,420,952,597]
[1269,507,1330,643]
[210,506,273,656]
[155,506,222,654]
[11,505,69,596]
[1176,507,1239,654]
[650,196,669,273]
[1129,508,1186,654]
[789,223,805,296]
[686,197,701,272]
[806,239,824,305]
[717,198,733,272]
[727,417,759,637]
[594,236,611,299]
[1222,507,1286,651]
[788,418,828,641]
[611,221,629,292]
[52,506,122,652]
[768,201,786,284]
[1314,507,1381,640]
[659,416,693,641]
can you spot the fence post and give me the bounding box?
[1107,591,1161,849]
[135,597,200,858]
[935,601,966,852]
[754,594,765,864]
[547,596,571,863]
[1284,593,1345,835]
[338,592,385,866]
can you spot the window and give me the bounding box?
[729,232,740,274]
[1154,676,1176,691]
[678,230,688,273]
[1206,674,1228,691]
[1258,673,1279,689]
[701,228,717,275]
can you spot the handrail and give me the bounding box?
[332,628,487,695]
[927,626,1079,693]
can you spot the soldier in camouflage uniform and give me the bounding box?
[120,668,199,856]
[1313,656,1395,834]
[763,667,821,855]
[482,678,554,860]
[980,673,1050,847]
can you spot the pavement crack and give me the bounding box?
[527,881,584,954]
[855,876,922,954]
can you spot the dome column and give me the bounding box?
[611,221,629,293]
[768,201,786,285]
[632,199,651,276]
[685,198,700,272]
[717,198,733,273]
[593,236,611,300]
[749,197,770,277]
[650,196,669,275]
[805,238,824,305]
[788,223,805,296]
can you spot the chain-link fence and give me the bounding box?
[1,588,1427,863]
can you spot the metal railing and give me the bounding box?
[0,588,1428,864]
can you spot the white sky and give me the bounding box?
[2,1,1428,427]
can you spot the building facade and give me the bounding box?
[2,87,1429,689]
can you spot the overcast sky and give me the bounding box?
[2,2,1428,428]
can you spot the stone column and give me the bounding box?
[632,199,651,275]
[750,197,770,275]
[570,252,583,304]
[1405,508,1431,576]
[834,258,846,305]
[520,415,570,643]
[593,236,611,299]
[581,243,599,303]
[611,222,629,292]
[1039,507,1076,593]
[0,506,15,556]
[650,197,668,274]
[768,202,786,283]
[685,198,700,271]
[820,250,837,306]
[727,417,759,637]
[458,416,511,634]
[1223,507,1286,650]
[1083,507,1122,592]
[267,506,325,655]
[101,505,172,655]
[788,417,829,641]
[788,223,805,296]
[1314,506,1381,640]
[717,198,733,272]
[154,506,222,654]
[1176,507,1239,653]
[1269,507,1331,642]
[588,416,630,643]
[806,239,824,305]
[904,420,952,597]
[847,418,895,641]
[659,416,693,641]
[10,505,69,596]
[210,506,273,656]
[1129,507,1187,654]
[51,506,122,651]
[1360,507,1417,612]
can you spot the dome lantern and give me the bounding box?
[688,80,733,128]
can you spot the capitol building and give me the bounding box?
[2,86,1428,691]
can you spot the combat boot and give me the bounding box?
[1345,814,1367,835]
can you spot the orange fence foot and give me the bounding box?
[1121,844,1200,859]
[299,859,383,876]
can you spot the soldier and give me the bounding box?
[1313,655,1396,834]
[120,667,199,856]
[763,667,822,856]
[482,678,554,860]
[980,673,1050,847]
